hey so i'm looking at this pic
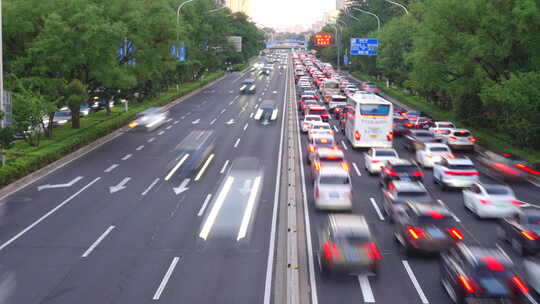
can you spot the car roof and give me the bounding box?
[317,147,344,158]
[390,181,426,192]
[304,115,322,120]
[312,133,334,141]
[329,214,371,237]
[387,158,415,166]
[319,165,349,176]
[260,100,276,108]
[424,143,450,148]
[443,156,474,165]
[309,105,326,110]
[451,128,471,134]
[457,244,513,268]
[408,202,451,216]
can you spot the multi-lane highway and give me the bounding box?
[0,57,291,304]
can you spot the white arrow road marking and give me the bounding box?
[237,176,262,241]
[198,194,212,217]
[82,226,115,258]
[0,177,101,252]
[358,275,375,303]
[164,154,190,181]
[38,176,83,191]
[199,176,234,240]
[104,164,119,173]
[110,177,131,194]
[136,145,144,151]
[210,118,217,125]
[352,163,362,177]
[220,160,230,174]
[141,178,160,196]
[121,154,132,161]
[226,119,235,125]
[370,197,385,221]
[192,118,200,124]
[173,178,190,195]
[194,154,215,181]
[403,260,429,304]
[152,257,180,300]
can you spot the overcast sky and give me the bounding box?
[249,0,335,30]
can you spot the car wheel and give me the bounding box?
[512,238,525,256]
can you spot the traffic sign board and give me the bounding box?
[350,38,378,55]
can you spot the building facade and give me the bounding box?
[223,0,250,14]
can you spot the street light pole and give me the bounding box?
[385,0,409,15]
[0,0,4,166]
[330,24,340,70]
[351,7,381,31]
[176,0,197,43]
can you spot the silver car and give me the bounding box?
[128,107,169,132]
[314,166,352,211]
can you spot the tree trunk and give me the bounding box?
[70,108,80,129]
[46,113,55,138]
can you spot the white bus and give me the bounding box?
[344,93,394,148]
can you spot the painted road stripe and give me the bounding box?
[243,123,249,131]
[237,176,262,241]
[121,154,132,161]
[221,109,226,114]
[358,275,375,303]
[194,154,215,181]
[220,160,230,174]
[174,120,179,124]
[142,178,160,196]
[82,226,115,258]
[136,145,144,151]
[233,138,241,148]
[333,125,339,132]
[370,197,385,221]
[164,154,189,181]
[403,260,429,304]
[158,131,165,136]
[341,140,348,150]
[148,137,155,143]
[152,257,180,300]
[198,194,212,217]
[199,176,234,240]
[166,125,172,130]
[352,163,362,177]
[0,177,101,251]
[104,164,119,173]
[210,118,217,125]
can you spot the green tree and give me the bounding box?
[65,79,88,129]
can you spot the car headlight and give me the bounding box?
[129,122,139,128]
[250,85,255,90]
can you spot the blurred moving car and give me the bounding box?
[254,100,278,124]
[301,115,322,132]
[304,105,330,122]
[52,111,72,126]
[382,181,435,221]
[433,156,479,190]
[171,129,215,178]
[499,208,540,256]
[416,143,453,168]
[311,147,348,178]
[363,148,399,175]
[380,159,424,186]
[440,244,528,304]
[429,121,455,134]
[128,107,169,132]
[462,182,521,219]
[307,122,333,140]
[239,79,256,94]
[360,82,381,93]
[524,257,540,295]
[307,134,336,163]
[442,129,477,151]
[403,130,440,152]
[394,202,463,253]
[393,117,409,136]
[476,150,540,182]
[313,166,352,210]
[318,214,380,276]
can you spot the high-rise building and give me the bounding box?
[224,0,251,15]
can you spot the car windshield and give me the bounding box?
[392,165,417,173]
[306,117,321,121]
[454,131,471,137]
[414,132,433,137]
[315,138,334,146]
[375,150,397,157]
[416,215,453,226]
[320,175,350,185]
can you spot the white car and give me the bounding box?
[433,156,479,189]
[307,122,333,140]
[430,127,452,141]
[429,121,455,132]
[310,147,347,178]
[462,182,521,218]
[416,143,453,168]
[301,115,322,132]
[442,128,477,151]
[314,166,352,211]
[363,148,399,174]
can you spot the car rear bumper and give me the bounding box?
[441,178,478,188]
[477,206,519,218]
[315,198,352,210]
[448,143,475,150]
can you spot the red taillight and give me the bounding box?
[323,241,342,261]
[482,256,505,271]
[443,171,479,176]
[364,242,381,260]
[354,131,361,140]
[371,160,381,163]
[448,136,458,141]
[412,171,424,177]
[407,226,425,240]
[458,275,476,293]
[480,199,491,205]
[511,200,522,206]
[405,123,413,128]
[515,163,540,175]
[469,137,477,142]
[521,231,539,241]
[448,227,464,240]
[308,145,316,153]
[492,163,520,175]
[512,276,529,294]
[313,161,321,171]
[387,132,394,141]
[315,186,320,198]
[384,169,399,177]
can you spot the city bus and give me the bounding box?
[344,93,394,148]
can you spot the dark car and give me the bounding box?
[255,100,278,124]
[331,104,347,119]
[394,202,462,254]
[382,181,435,221]
[476,150,540,182]
[170,130,215,179]
[393,117,409,136]
[239,79,256,94]
[305,105,330,122]
[499,208,540,256]
[318,214,381,276]
[403,130,439,152]
[440,244,529,304]
[380,159,424,187]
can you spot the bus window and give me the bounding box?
[360,104,390,116]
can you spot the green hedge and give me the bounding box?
[0,71,225,187]
[351,72,540,165]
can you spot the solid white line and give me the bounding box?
[148,137,155,143]
[104,164,119,173]
[158,131,165,136]
[233,138,241,148]
[199,176,234,239]
[333,125,338,132]
[0,177,101,252]
[341,140,349,150]
[121,154,132,161]
[358,275,375,303]
[220,160,230,174]
[370,197,385,221]
[352,163,362,177]
[403,260,429,304]
[82,226,115,258]
[237,176,262,240]
[250,113,254,118]
[136,145,144,151]
[174,120,179,125]
[152,257,180,300]
[529,180,540,188]
[194,154,215,181]
[166,125,172,130]
[229,100,234,106]
[141,178,160,196]
[526,293,539,304]
[263,55,289,304]
[164,154,190,181]
[220,109,226,114]
[198,194,212,217]
[243,123,249,131]
[210,118,217,125]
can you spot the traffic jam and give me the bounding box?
[292,50,540,304]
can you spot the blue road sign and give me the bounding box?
[350,38,378,55]
[343,55,349,65]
